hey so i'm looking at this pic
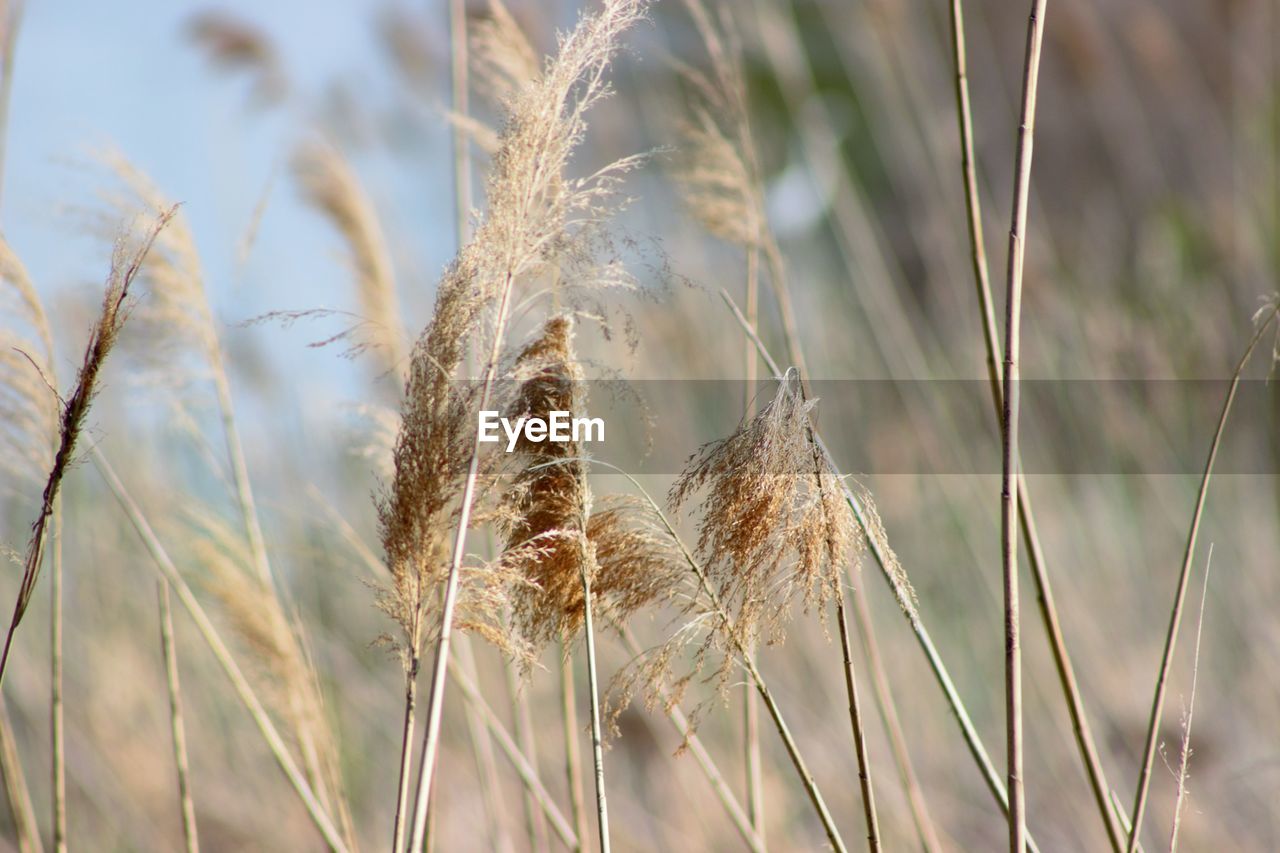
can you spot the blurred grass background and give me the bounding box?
[1,0,1278,849]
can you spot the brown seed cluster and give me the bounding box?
[670,371,858,649]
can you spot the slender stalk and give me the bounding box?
[391,665,418,853]
[405,264,518,851]
[1168,546,1211,853]
[505,656,549,853]
[579,565,610,852]
[0,0,22,203]
[449,0,472,247]
[743,241,766,852]
[449,660,579,849]
[947,0,1124,846]
[835,596,880,851]
[90,447,348,852]
[317,489,555,853]
[1127,305,1280,851]
[0,693,40,853]
[457,638,512,853]
[849,582,942,853]
[583,462,849,853]
[209,365,272,591]
[157,580,199,853]
[1001,2,1051,848]
[799,376,879,850]
[618,626,765,853]
[724,290,1044,853]
[50,498,66,852]
[402,0,506,840]
[562,646,588,853]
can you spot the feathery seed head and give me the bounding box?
[292,141,405,377]
[670,370,857,647]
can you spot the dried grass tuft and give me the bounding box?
[0,208,177,683]
[96,152,220,386]
[186,507,353,843]
[669,371,858,648]
[377,0,648,668]
[472,0,542,108]
[499,315,595,657]
[0,240,57,486]
[187,11,287,104]
[292,141,405,376]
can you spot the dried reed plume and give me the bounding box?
[292,141,406,378]
[96,152,220,381]
[497,318,676,661]
[471,0,541,108]
[0,238,56,486]
[495,315,627,851]
[0,207,176,684]
[187,10,287,104]
[499,316,595,656]
[669,370,857,650]
[389,3,647,848]
[671,0,806,380]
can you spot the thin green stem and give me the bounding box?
[157,580,200,853]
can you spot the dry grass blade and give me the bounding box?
[293,141,405,378]
[157,579,200,853]
[0,206,177,686]
[0,692,41,853]
[1126,301,1280,852]
[1168,545,1211,853]
[90,447,349,853]
[617,625,766,853]
[187,507,352,844]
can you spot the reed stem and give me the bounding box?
[579,562,610,852]
[157,580,199,853]
[50,498,65,853]
[562,645,588,852]
[946,0,1124,844]
[1126,305,1280,851]
[1000,0,1051,847]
